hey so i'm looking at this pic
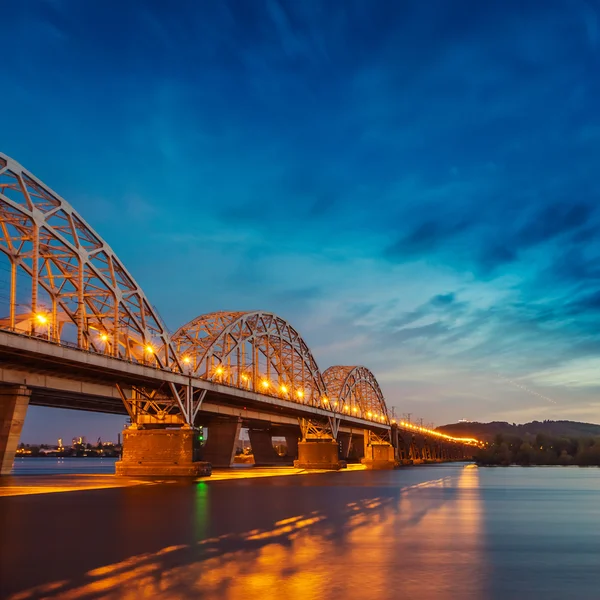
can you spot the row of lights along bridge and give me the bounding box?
[29,311,465,442]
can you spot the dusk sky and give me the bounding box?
[3,0,600,443]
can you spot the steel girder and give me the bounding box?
[0,152,179,371]
[323,365,389,424]
[172,311,328,408]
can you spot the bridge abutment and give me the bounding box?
[0,385,31,475]
[115,427,211,477]
[202,418,242,467]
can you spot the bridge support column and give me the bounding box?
[202,418,241,467]
[294,440,343,470]
[361,431,397,470]
[0,385,31,475]
[115,426,211,477]
[284,433,299,460]
[338,432,352,459]
[248,429,291,466]
[362,443,397,469]
[351,433,365,459]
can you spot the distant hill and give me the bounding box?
[437,420,600,441]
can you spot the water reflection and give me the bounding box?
[8,465,487,600]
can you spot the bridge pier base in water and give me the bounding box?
[0,385,31,475]
[115,427,211,477]
[361,443,397,469]
[294,440,344,470]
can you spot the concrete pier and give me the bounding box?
[362,443,397,470]
[248,428,291,465]
[294,440,344,470]
[115,427,211,477]
[0,385,31,475]
[202,419,241,467]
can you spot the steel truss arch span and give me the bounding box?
[172,311,329,408]
[323,365,389,423]
[0,152,180,371]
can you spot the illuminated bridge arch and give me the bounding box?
[0,153,179,370]
[172,311,328,407]
[323,365,389,423]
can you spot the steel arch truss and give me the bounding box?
[323,365,389,423]
[172,311,329,408]
[0,153,179,370]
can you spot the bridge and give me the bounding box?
[0,152,479,476]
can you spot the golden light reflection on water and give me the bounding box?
[9,466,486,600]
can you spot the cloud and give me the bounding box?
[4,0,600,439]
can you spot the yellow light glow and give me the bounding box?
[296,389,304,399]
[100,333,109,342]
[280,385,288,394]
[322,396,329,404]
[241,374,248,381]
[261,379,270,388]
[145,344,154,354]
[35,313,48,325]
[367,411,372,418]
[352,407,357,413]
[215,366,224,376]
[343,405,349,411]
[182,356,191,364]
[333,401,338,407]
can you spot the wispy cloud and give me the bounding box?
[3,0,600,438]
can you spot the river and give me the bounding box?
[1,462,599,599]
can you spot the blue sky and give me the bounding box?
[3,0,600,442]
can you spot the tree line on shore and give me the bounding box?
[475,433,600,466]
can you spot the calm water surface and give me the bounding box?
[1,463,599,599]
[11,456,119,474]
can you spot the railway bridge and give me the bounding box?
[0,152,479,476]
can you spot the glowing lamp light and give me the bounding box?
[296,389,304,399]
[343,405,349,411]
[215,366,224,376]
[322,396,329,404]
[280,385,288,394]
[352,407,358,413]
[100,333,109,342]
[182,356,191,364]
[241,374,248,381]
[35,313,48,325]
[261,379,270,389]
[367,411,373,418]
[145,344,154,354]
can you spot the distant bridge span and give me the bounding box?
[0,152,478,475]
